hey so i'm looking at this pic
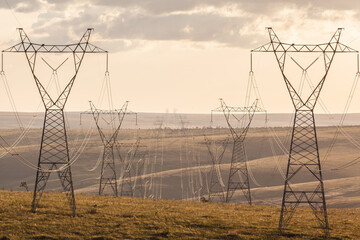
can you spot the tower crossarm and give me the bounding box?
[2,29,107,54]
[251,27,357,54]
[251,42,358,53]
[212,105,265,114]
[118,138,141,162]
[212,99,265,139]
[212,98,265,115]
[115,138,142,164]
[116,141,142,149]
[82,101,129,144]
[2,42,107,53]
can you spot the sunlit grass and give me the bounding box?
[0,190,359,239]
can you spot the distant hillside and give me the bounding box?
[2,126,360,208]
[0,190,359,239]
[1,112,360,129]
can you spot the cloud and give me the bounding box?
[28,7,261,51]
[3,0,360,52]
[102,12,255,45]
[0,0,42,13]
[72,0,360,15]
[3,0,360,16]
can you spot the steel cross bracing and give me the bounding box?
[82,101,128,196]
[212,99,264,204]
[252,27,358,236]
[2,28,107,216]
[204,135,229,202]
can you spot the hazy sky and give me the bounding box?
[1,0,360,113]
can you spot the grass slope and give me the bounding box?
[0,190,359,240]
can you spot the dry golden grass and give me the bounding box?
[0,190,360,239]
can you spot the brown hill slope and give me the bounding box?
[2,126,360,207]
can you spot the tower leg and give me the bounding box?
[226,139,252,205]
[31,165,51,212]
[31,108,76,216]
[58,166,76,215]
[279,109,329,235]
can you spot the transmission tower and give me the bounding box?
[252,27,358,235]
[177,115,191,200]
[2,28,107,216]
[81,101,129,196]
[132,152,146,197]
[212,99,264,204]
[204,135,229,202]
[117,139,146,197]
[150,120,164,199]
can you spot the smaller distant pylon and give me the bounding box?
[81,101,129,196]
[204,135,229,202]
[212,98,265,204]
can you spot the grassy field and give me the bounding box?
[0,190,359,239]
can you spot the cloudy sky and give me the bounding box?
[0,0,360,113]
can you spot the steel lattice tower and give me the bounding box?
[212,99,263,204]
[2,28,107,216]
[117,139,144,197]
[252,28,358,235]
[204,135,229,202]
[82,101,128,196]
